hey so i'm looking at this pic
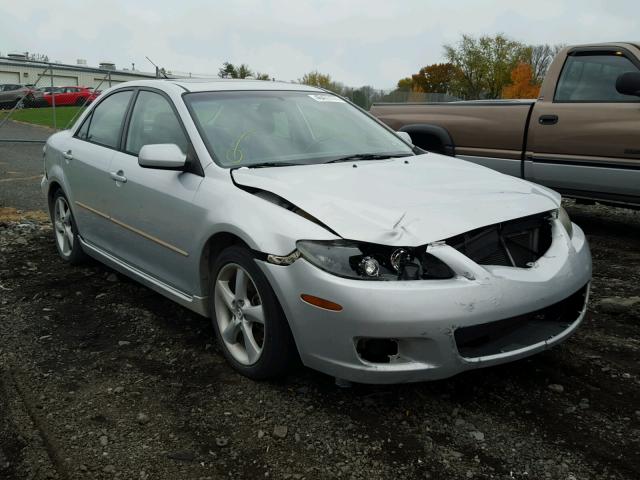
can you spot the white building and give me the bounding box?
[0,54,160,89]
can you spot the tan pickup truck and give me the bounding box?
[371,42,640,208]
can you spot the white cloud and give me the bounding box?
[0,0,637,89]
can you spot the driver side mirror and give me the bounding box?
[138,144,186,170]
[616,72,640,97]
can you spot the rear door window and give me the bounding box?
[83,90,133,148]
[555,53,640,102]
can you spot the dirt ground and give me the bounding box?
[0,200,638,480]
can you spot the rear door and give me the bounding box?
[526,48,640,204]
[106,89,204,294]
[64,89,134,251]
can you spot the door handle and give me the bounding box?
[538,114,558,125]
[63,150,73,161]
[109,170,127,183]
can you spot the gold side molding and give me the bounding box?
[75,201,189,257]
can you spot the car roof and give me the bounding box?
[105,78,325,94]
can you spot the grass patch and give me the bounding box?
[0,106,86,129]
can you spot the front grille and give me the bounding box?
[446,212,552,268]
[454,284,588,358]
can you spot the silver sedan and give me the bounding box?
[42,79,592,384]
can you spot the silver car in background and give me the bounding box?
[42,79,592,384]
[0,83,45,108]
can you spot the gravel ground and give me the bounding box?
[0,200,638,480]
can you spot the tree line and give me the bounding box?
[216,34,565,108]
[398,35,564,100]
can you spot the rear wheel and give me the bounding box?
[51,190,86,264]
[75,97,86,106]
[209,246,297,379]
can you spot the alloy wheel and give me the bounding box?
[214,263,266,365]
[54,196,74,257]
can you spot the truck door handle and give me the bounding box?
[538,114,558,125]
[109,170,127,183]
[62,150,73,161]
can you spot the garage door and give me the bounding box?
[0,71,21,84]
[36,74,78,87]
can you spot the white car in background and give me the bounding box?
[41,79,592,384]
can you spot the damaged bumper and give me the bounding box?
[258,219,592,384]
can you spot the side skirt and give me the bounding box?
[78,237,209,317]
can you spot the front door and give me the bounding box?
[105,89,204,295]
[527,48,640,204]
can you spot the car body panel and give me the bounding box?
[259,220,591,384]
[232,155,560,246]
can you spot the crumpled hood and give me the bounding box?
[231,154,560,246]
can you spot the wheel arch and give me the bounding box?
[398,124,456,156]
[46,180,64,214]
[199,231,254,302]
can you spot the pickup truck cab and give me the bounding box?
[371,42,640,208]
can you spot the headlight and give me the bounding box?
[296,240,454,280]
[558,207,573,238]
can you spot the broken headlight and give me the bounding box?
[296,240,454,281]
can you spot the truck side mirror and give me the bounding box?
[616,72,640,97]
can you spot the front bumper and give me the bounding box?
[258,219,592,384]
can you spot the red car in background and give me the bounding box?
[42,86,100,106]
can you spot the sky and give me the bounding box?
[0,0,638,89]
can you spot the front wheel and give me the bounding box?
[51,190,86,264]
[209,246,297,379]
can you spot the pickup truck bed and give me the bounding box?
[371,42,640,208]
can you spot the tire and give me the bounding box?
[75,97,86,106]
[50,190,86,264]
[209,245,297,380]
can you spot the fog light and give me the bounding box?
[356,338,398,363]
[358,256,380,277]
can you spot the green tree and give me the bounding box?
[217,62,258,79]
[298,71,344,94]
[218,62,236,78]
[444,34,528,99]
[396,77,414,92]
[411,63,461,94]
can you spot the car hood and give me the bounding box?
[231,154,560,246]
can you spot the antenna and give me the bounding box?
[145,56,168,79]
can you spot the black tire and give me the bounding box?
[50,190,86,265]
[75,97,86,106]
[209,245,297,380]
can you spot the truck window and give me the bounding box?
[555,53,640,102]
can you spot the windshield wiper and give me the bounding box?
[243,162,303,168]
[324,153,412,164]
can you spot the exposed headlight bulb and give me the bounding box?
[359,256,380,277]
[390,248,411,272]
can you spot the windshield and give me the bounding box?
[184,90,413,167]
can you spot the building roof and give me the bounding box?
[0,56,157,78]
